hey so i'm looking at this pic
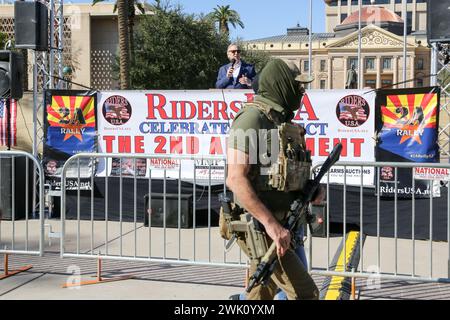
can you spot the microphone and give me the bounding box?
[230,59,236,70]
[228,59,236,77]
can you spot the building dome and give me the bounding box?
[334,6,406,36]
[341,6,403,25]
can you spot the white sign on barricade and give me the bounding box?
[414,167,450,181]
[96,89,376,185]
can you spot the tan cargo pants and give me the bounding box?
[238,238,319,300]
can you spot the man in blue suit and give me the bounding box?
[216,44,256,89]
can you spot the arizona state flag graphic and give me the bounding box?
[375,87,440,198]
[46,94,96,152]
[43,90,97,189]
[378,90,439,162]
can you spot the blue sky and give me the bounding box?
[70,0,326,41]
[174,0,326,41]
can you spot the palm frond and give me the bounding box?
[135,2,146,14]
[92,0,106,6]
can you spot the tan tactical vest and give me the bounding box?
[242,101,312,193]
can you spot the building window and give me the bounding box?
[348,57,358,70]
[407,11,412,30]
[303,60,309,72]
[383,57,392,70]
[382,79,393,87]
[365,57,375,70]
[417,78,424,87]
[341,0,348,5]
[363,0,390,3]
[365,79,376,89]
[417,58,424,70]
[394,10,412,29]
[341,13,348,23]
[320,79,326,89]
[320,60,326,72]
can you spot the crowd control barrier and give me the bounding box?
[0,151,44,257]
[309,161,450,284]
[60,153,247,269]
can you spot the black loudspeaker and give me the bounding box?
[0,157,32,220]
[144,193,193,228]
[427,0,450,43]
[14,1,48,51]
[0,51,24,99]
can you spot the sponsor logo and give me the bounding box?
[380,166,394,181]
[336,95,370,127]
[103,95,132,125]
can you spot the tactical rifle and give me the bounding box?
[246,143,343,293]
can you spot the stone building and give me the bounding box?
[0,2,151,90]
[245,1,430,90]
[324,0,428,33]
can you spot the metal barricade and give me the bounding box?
[0,151,44,256]
[60,153,247,269]
[309,161,450,284]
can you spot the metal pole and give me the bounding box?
[308,0,312,89]
[49,0,55,89]
[358,0,362,89]
[38,155,44,256]
[430,43,437,86]
[58,0,64,88]
[448,186,450,278]
[402,0,407,88]
[32,51,38,157]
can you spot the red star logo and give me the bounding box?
[399,124,422,145]
[61,123,84,142]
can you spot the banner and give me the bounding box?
[375,87,440,198]
[302,90,376,185]
[43,90,97,190]
[97,90,376,185]
[0,99,17,147]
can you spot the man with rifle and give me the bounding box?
[225,58,338,300]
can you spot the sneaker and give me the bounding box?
[228,294,241,300]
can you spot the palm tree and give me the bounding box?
[206,5,244,36]
[117,0,130,89]
[126,0,145,66]
[92,0,145,63]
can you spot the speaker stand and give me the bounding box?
[0,253,33,280]
[62,256,133,288]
